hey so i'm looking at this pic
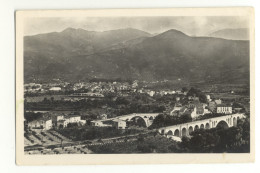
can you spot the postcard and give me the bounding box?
[16,7,255,165]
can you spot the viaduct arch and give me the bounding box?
[111,113,160,127]
[158,114,244,138]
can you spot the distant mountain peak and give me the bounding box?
[62,27,77,32]
[155,29,188,39]
[209,28,249,40]
[101,27,151,36]
[124,27,148,32]
[165,29,187,35]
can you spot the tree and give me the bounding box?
[67,123,78,128]
[180,136,190,151]
[148,114,166,129]
[43,97,48,103]
[187,87,207,103]
[238,117,250,143]
[180,114,192,123]
[24,112,42,122]
[137,134,145,142]
[182,87,188,93]
[137,143,156,153]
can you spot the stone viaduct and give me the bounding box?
[158,113,245,137]
[111,113,160,127]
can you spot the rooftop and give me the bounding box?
[217,104,232,107]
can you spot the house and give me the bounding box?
[66,115,81,123]
[216,104,232,114]
[98,114,108,120]
[132,81,138,88]
[179,107,187,115]
[215,99,222,105]
[112,119,127,129]
[56,114,86,128]
[27,118,52,130]
[138,89,143,93]
[187,100,206,116]
[55,115,64,122]
[149,91,155,97]
[182,107,197,119]
[51,114,64,126]
[49,87,62,91]
[57,119,69,129]
[204,108,211,114]
[190,107,198,119]
[176,90,182,94]
[170,110,180,116]
[206,95,211,102]
[91,120,104,127]
[173,103,182,110]
[170,103,183,116]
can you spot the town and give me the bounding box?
[24,79,250,154]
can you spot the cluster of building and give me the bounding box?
[90,113,159,129]
[137,88,185,97]
[90,114,127,129]
[91,119,127,130]
[27,117,53,130]
[170,95,233,120]
[24,82,68,93]
[25,80,190,104]
[25,80,188,98]
[24,80,138,95]
[26,113,86,130]
[64,81,139,94]
[55,114,86,129]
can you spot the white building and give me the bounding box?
[98,114,108,120]
[57,119,69,128]
[215,99,222,105]
[204,108,211,114]
[57,115,86,128]
[49,87,61,91]
[216,104,232,114]
[132,81,138,88]
[112,119,127,129]
[56,115,64,121]
[27,118,52,130]
[149,91,155,97]
[206,95,212,102]
[91,120,105,127]
[190,107,198,119]
[66,115,81,123]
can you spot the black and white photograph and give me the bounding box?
[15,8,255,164]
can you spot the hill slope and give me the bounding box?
[24,28,250,84]
[24,27,151,57]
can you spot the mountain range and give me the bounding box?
[24,28,250,84]
[209,28,249,40]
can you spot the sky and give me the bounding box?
[24,16,249,36]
